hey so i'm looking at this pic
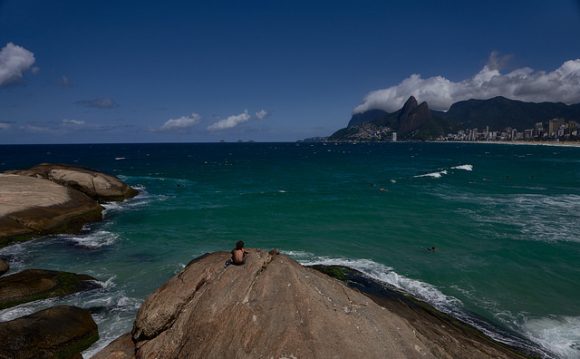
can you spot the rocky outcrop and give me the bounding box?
[0,269,100,309]
[7,163,138,202]
[0,174,103,247]
[90,250,524,358]
[0,305,98,359]
[0,258,8,276]
[130,250,430,358]
[92,333,135,359]
[0,164,138,247]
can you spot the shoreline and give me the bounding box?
[433,140,580,148]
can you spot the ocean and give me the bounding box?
[0,142,579,358]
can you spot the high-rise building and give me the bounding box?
[548,119,565,136]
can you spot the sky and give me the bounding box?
[0,0,579,144]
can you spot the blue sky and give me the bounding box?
[1,0,579,143]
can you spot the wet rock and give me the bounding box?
[92,333,135,359]
[0,269,100,310]
[0,305,98,359]
[7,163,138,202]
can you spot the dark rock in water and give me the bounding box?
[0,269,100,309]
[0,258,8,276]
[6,163,138,202]
[0,305,98,359]
[92,333,135,359]
[0,174,103,248]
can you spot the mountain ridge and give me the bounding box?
[330,96,580,141]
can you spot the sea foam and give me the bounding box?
[63,231,120,249]
[522,315,580,359]
[414,170,448,178]
[287,252,463,315]
[451,164,473,171]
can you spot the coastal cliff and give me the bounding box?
[96,250,527,359]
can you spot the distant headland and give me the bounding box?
[315,96,580,144]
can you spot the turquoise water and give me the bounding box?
[1,142,579,358]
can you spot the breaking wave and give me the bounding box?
[414,170,448,178]
[60,231,120,249]
[414,164,474,179]
[451,164,473,171]
[522,315,580,359]
[102,185,168,217]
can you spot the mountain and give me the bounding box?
[330,96,449,141]
[444,96,580,130]
[329,96,580,141]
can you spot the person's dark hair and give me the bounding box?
[235,240,245,250]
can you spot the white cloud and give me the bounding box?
[354,55,580,113]
[62,119,85,126]
[208,110,251,131]
[0,42,36,86]
[160,113,201,131]
[255,109,269,120]
[0,122,11,130]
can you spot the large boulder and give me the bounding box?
[0,174,103,247]
[122,250,527,359]
[0,269,100,310]
[92,333,135,359]
[0,258,8,276]
[7,163,138,202]
[0,305,98,359]
[129,250,435,358]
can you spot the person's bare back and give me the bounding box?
[231,241,247,265]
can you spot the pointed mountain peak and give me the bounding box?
[404,96,418,107]
[399,96,419,121]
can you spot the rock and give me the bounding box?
[0,258,8,276]
[92,333,135,359]
[0,269,100,310]
[0,174,103,247]
[130,250,527,359]
[7,163,138,202]
[0,305,98,359]
[312,265,531,358]
[132,250,433,358]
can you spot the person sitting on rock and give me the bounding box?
[231,240,248,265]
